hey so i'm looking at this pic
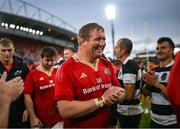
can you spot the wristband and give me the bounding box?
[94,96,105,108]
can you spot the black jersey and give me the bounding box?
[0,56,31,128]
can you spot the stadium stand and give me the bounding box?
[0,0,78,65]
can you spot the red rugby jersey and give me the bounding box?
[24,68,61,127]
[55,55,120,128]
[167,52,180,127]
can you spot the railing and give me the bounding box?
[0,0,77,32]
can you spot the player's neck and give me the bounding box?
[76,52,97,63]
[120,54,129,64]
[160,58,173,68]
[1,58,13,66]
[75,53,98,71]
[37,65,53,76]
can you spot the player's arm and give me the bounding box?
[57,86,125,119]
[124,83,135,100]
[57,99,98,119]
[143,72,167,96]
[0,72,23,128]
[24,94,42,127]
[0,102,11,128]
[122,72,136,101]
[153,81,167,96]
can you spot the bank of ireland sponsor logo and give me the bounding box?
[83,83,112,94]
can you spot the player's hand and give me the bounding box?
[102,86,125,105]
[143,71,157,86]
[31,117,43,128]
[0,72,24,103]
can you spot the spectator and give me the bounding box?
[55,22,125,128]
[0,38,31,128]
[63,46,75,61]
[114,38,143,128]
[55,55,64,67]
[143,37,177,128]
[15,48,33,64]
[167,51,180,127]
[0,72,24,128]
[24,47,63,128]
[54,47,75,68]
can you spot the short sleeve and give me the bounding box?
[55,64,74,101]
[23,72,35,95]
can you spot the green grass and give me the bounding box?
[139,111,151,128]
[139,95,151,128]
